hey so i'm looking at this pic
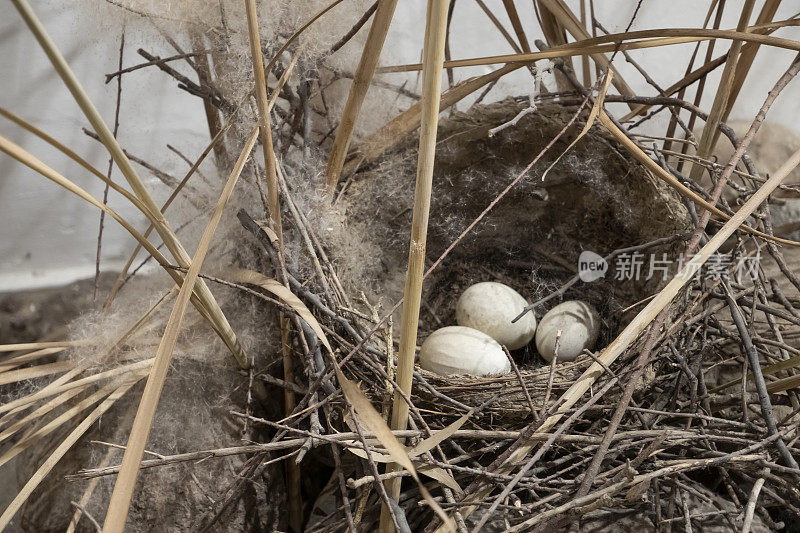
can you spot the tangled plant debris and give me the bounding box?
[3,1,800,532]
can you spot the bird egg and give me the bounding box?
[535,300,599,362]
[455,282,536,350]
[418,326,511,376]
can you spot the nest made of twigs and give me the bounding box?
[339,98,693,424]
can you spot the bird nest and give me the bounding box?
[339,98,692,424]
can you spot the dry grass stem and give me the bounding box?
[325,0,399,190]
[381,0,451,530]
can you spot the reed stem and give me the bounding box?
[380,0,449,530]
[689,0,755,183]
[324,0,399,191]
[243,3,302,529]
[245,0,283,243]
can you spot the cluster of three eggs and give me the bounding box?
[419,282,599,376]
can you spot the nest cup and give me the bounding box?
[341,98,692,424]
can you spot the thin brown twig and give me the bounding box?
[723,278,800,471]
[94,29,125,301]
[70,501,101,532]
[104,50,216,83]
[540,331,561,421]
[503,346,538,422]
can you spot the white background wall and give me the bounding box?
[2,0,800,291]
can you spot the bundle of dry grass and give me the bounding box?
[3,0,800,532]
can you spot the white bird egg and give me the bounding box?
[455,282,537,350]
[535,300,600,362]
[418,326,511,376]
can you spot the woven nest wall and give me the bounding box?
[339,98,693,423]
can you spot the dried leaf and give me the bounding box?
[231,268,333,354]
[409,411,472,459]
[335,369,455,531]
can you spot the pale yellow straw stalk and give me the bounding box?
[380,0,450,531]
[325,0,399,190]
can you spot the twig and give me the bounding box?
[70,501,101,532]
[329,1,379,55]
[504,346,538,422]
[104,50,216,83]
[94,29,125,301]
[540,331,561,420]
[723,278,800,471]
[742,468,769,533]
[681,490,694,533]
